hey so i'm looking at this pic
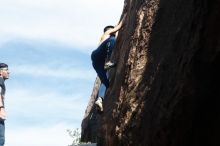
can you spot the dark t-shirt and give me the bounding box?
[91,36,116,63]
[0,77,5,106]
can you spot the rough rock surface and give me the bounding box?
[82,0,220,146]
[81,77,101,142]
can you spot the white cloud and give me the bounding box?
[5,123,75,146]
[5,88,88,146]
[6,87,89,118]
[0,0,124,49]
[11,64,96,81]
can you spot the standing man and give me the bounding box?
[0,63,10,146]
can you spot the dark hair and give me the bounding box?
[0,63,8,69]
[103,25,114,32]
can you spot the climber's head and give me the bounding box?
[104,25,114,32]
[104,25,116,37]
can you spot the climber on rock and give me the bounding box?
[91,14,126,112]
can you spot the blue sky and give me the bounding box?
[0,0,124,146]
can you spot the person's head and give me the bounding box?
[104,25,115,36]
[104,25,114,32]
[0,63,9,80]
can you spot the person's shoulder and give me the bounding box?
[99,37,110,45]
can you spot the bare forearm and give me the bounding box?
[99,14,127,44]
[0,96,6,119]
[106,14,127,34]
[0,96,3,107]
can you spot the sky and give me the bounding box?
[0,0,124,146]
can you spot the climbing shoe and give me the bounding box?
[95,97,103,112]
[104,61,116,70]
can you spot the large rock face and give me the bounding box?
[82,0,220,146]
